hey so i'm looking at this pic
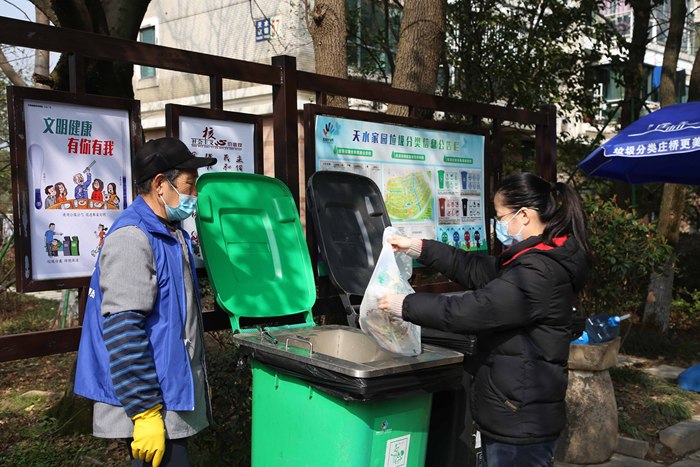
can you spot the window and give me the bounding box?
[602,1,633,39]
[346,0,401,79]
[139,26,156,79]
[650,0,696,54]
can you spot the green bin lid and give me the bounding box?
[196,173,315,332]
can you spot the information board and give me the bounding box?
[312,110,487,252]
[8,87,140,291]
[166,104,262,268]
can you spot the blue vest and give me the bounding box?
[74,196,200,411]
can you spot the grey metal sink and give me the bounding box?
[233,324,463,378]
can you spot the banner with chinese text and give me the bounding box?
[314,114,487,252]
[176,115,256,268]
[24,99,133,281]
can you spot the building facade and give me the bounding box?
[133,0,316,141]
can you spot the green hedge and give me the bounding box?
[578,197,674,317]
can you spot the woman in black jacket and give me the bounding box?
[379,172,590,467]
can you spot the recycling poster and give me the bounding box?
[23,99,133,280]
[176,115,256,268]
[315,114,486,251]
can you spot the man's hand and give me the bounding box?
[131,403,166,467]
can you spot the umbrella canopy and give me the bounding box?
[578,101,700,185]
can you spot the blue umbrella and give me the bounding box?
[578,101,700,185]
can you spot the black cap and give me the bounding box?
[133,137,217,184]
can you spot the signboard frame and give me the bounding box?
[8,86,141,293]
[304,104,490,241]
[165,104,263,174]
[165,104,264,272]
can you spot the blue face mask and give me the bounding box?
[161,180,197,222]
[495,208,524,247]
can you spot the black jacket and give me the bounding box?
[402,235,589,444]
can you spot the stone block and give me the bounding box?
[600,454,661,466]
[569,337,621,371]
[643,364,685,380]
[615,435,649,459]
[660,416,700,456]
[668,460,700,467]
[556,370,617,464]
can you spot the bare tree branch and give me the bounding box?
[0,48,28,86]
[1,0,32,21]
[27,0,58,25]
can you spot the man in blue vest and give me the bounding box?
[75,137,216,466]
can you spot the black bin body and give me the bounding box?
[306,170,479,466]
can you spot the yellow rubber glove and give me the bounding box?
[131,403,166,467]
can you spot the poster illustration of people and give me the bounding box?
[24,99,133,281]
[176,115,256,268]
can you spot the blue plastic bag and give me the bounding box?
[679,362,700,393]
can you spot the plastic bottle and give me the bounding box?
[571,331,589,345]
[585,313,631,344]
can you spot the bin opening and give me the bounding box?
[238,325,464,401]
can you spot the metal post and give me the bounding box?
[68,53,86,95]
[210,75,223,110]
[272,55,300,208]
[536,104,557,181]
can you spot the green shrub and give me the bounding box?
[0,294,57,335]
[620,327,700,365]
[617,411,646,439]
[578,198,674,317]
[671,288,700,316]
[610,366,699,441]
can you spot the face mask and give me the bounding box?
[160,180,197,222]
[495,208,524,247]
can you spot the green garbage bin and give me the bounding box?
[196,173,464,467]
[70,236,79,256]
[252,359,431,467]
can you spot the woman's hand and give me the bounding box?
[378,293,404,319]
[387,235,413,253]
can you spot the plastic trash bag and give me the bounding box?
[359,227,421,355]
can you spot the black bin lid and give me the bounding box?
[307,171,390,297]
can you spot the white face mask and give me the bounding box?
[160,179,197,222]
[494,208,524,247]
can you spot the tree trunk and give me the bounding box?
[24,0,151,435]
[643,0,687,333]
[615,0,653,207]
[386,0,445,117]
[33,7,51,89]
[307,0,348,108]
[689,42,700,101]
[43,0,151,98]
[619,0,653,129]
